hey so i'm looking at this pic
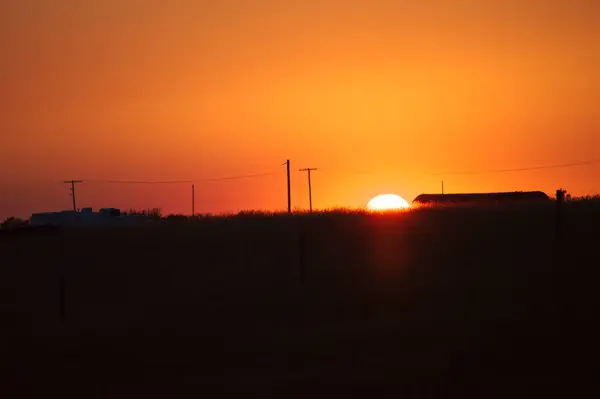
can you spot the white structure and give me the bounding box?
[30,208,147,227]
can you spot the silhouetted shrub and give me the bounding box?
[166,214,188,222]
[1,217,28,230]
[123,208,163,219]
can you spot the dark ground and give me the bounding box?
[1,201,599,398]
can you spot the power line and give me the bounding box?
[70,157,600,186]
[317,168,376,175]
[429,159,600,176]
[317,158,600,177]
[84,179,194,184]
[83,171,278,185]
[198,172,277,182]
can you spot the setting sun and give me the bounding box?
[367,194,410,211]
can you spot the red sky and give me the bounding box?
[1,0,599,219]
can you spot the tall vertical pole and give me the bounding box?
[308,169,313,212]
[286,160,291,213]
[192,184,195,216]
[71,181,76,211]
[442,181,444,195]
[299,168,318,212]
[64,180,83,211]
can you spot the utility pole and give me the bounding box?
[442,181,444,195]
[286,160,291,213]
[64,180,82,211]
[192,184,195,216]
[299,168,318,212]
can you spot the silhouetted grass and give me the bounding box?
[1,199,599,398]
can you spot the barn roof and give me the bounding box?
[413,191,549,204]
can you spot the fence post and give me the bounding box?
[556,188,566,241]
[299,231,306,282]
[59,274,65,323]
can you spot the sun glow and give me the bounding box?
[367,194,410,211]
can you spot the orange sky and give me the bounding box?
[1,0,599,219]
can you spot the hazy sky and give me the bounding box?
[1,0,599,218]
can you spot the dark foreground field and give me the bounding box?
[2,201,600,398]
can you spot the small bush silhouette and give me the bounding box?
[166,214,188,222]
[1,217,28,230]
[123,208,163,219]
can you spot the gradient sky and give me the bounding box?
[1,0,599,219]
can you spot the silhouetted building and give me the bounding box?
[412,191,550,205]
[30,208,141,227]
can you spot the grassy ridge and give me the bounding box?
[1,200,599,397]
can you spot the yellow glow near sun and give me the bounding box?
[367,194,410,211]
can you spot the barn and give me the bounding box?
[412,191,550,205]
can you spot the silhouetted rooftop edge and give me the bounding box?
[413,191,550,204]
